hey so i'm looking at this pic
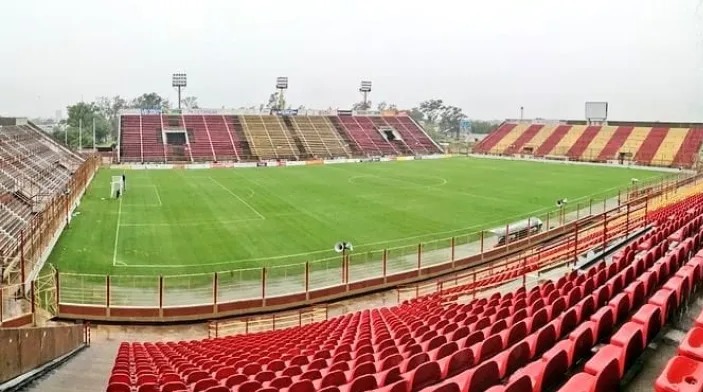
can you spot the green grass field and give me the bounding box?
[47,158,666,276]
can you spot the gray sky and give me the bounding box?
[1,0,701,121]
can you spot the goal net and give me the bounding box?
[110,176,124,198]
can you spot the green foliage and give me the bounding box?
[48,158,664,275]
[352,100,371,111]
[59,102,111,148]
[267,92,286,110]
[130,93,170,110]
[181,96,199,109]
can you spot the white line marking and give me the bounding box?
[112,195,123,266]
[208,177,266,220]
[114,260,128,266]
[153,186,163,206]
[119,212,304,227]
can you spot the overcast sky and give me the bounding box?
[1,0,701,121]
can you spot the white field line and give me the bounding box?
[121,184,163,207]
[112,195,123,266]
[119,212,304,227]
[153,186,163,206]
[208,177,266,220]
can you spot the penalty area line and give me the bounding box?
[208,177,266,220]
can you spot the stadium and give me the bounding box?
[2,2,703,392]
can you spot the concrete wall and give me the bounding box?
[0,324,85,384]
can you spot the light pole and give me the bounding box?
[276,77,288,110]
[359,81,372,110]
[172,73,187,111]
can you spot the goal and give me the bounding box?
[110,176,124,198]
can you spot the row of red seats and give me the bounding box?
[413,219,700,392]
[559,238,703,391]
[106,195,703,392]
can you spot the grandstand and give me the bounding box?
[6,110,703,392]
[473,120,703,168]
[0,118,88,279]
[117,111,443,163]
[100,182,703,392]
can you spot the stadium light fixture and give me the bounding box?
[275,77,288,110]
[359,81,372,110]
[172,73,187,111]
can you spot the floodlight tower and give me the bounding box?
[360,81,372,110]
[276,77,288,110]
[172,73,187,110]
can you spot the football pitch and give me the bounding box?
[47,158,666,276]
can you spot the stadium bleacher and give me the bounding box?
[473,121,703,168]
[119,113,441,163]
[106,189,703,392]
[0,119,85,280]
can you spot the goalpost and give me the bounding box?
[110,176,124,198]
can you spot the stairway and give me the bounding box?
[22,342,118,392]
[282,116,312,158]
[328,117,363,156]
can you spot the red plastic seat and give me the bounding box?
[525,324,557,359]
[408,361,442,391]
[161,381,188,392]
[655,355,703,392]
[493,340,530,378]
[513,346,568,392]
[631,304,663,343]
[447,360,500,392]
[107,383,131,392]
[429,383,460,392]
[557,361,619,391]
[649,288,678,322]
[679,327,703,362]
[589,307,614,343]
[437,348,474,378]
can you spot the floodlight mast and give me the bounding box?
[276,77,288,110]
[360,81,372,110]
[172,73,187,111]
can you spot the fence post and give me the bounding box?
[262,267,267,301]
[480,231,484,260]
[0,285,3,325]
[20,230,25,296]
[159,275,164,315]
[213,272,218,311]
[304,262,309,294]
[573,222,579,266]
[31,280,36,326]
[450,237,455,262]
[602,213,607,251]
[417,244,422,271]
[382,249,387,279]
[106,275,110,311]
[55,268,60,311]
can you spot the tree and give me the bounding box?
[265,92,287,110]
[376,101,388,111]
[130,93,170,110]
[181,96,199,109]
[419,99,444,126]
[96,96,127,140]
[352,101,371,111]
[469,120,500,134]
[63,101,111,148]
[438,105,467,139]
[408,107,424,124]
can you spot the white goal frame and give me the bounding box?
[110,176,124,198]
